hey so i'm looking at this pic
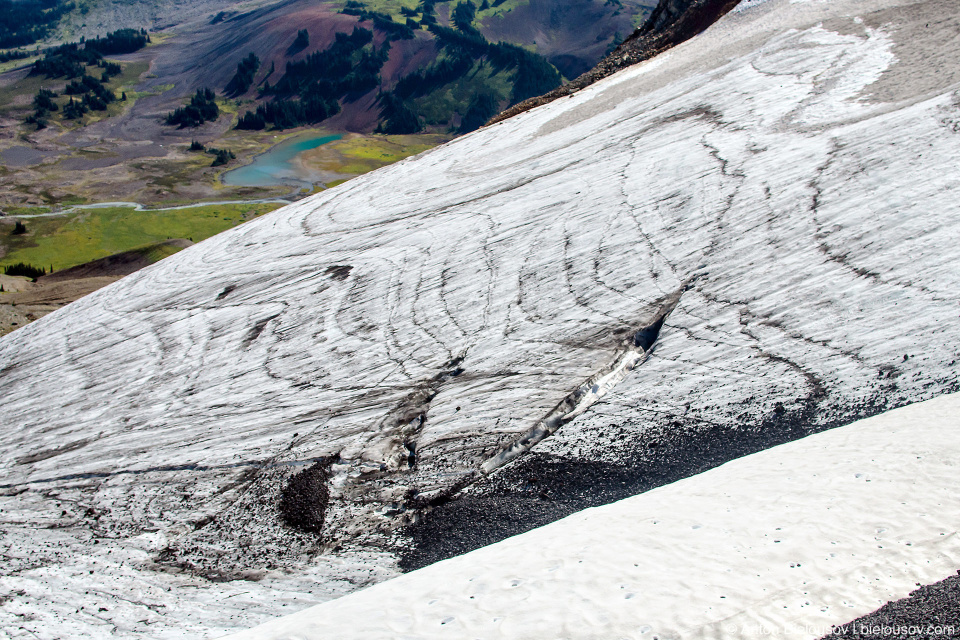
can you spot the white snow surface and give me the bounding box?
[225,393,960,640]
[2,0,960,637]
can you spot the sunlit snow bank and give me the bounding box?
[226,393,960,639]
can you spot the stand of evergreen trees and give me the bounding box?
[451,1,478,34]
[224,52,260,97]
[417,0,438,27]
[269,27,375,96]
[31,28,148,79]
[341,2,415,40]
[237,27,390,131]
[236,96,341,130]
[0,0,74,49]
[207,147,236,166]
[393,49,473,100]
[99,60,122,80]
[362,1,560,132]
[0,48,37,63]
[231,0,559,134]
[166,88,219,128]
[425,24,561,104]
[491,41,563,103]
[458,91,498,133]
[32,42,99,78]
[375,91,422,134]
[84,28,149,55]
[24,112,48,128]
[25,87,57,128]
[61,73,115,111]
[287,29,309,56]
[62,96,87,119]
[32,88,57,112]
[4,262,46,279]
[22,30,139,127]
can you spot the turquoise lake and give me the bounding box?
[221,133,343,188]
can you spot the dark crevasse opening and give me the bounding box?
[634,314,666,351]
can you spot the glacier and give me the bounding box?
[1,0,959,637]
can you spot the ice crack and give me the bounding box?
[480,288,685,475]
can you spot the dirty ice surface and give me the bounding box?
[1,0,960,637]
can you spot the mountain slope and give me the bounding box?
[0,0,655,207]
[146,0,655,132]
[490,0,741,123]
[1,0,959,637]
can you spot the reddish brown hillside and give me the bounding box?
[489,0,742,124]
[480,0,655,79]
